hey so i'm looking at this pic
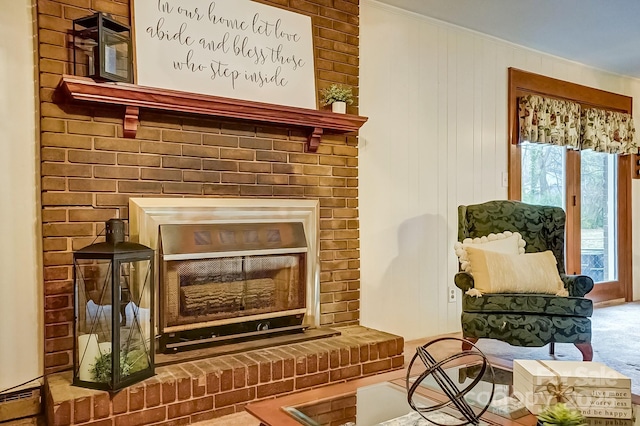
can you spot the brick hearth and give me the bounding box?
[45,327,404,426]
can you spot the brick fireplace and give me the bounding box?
[42,0,362,378]
[40,0,404,424]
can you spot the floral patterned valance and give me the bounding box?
[518,95,581,149]
[519,94,638,155]
[581,107,637,154]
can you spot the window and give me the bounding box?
[580,150,618,283]
[508,68,633,303]
[521,142,566,208]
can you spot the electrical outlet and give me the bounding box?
[448,286,457,303]
[502,171,509,187]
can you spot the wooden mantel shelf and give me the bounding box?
[57,75,367,152]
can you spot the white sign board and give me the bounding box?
[132,0,317,109]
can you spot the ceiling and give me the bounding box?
[374,0,640,79]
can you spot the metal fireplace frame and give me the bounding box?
[128,198,320,352]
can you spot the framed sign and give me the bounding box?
[132,0,317,109]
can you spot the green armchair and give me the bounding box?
[455,200,594,361]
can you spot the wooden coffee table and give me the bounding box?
[246,365,541,426]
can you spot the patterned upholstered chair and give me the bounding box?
[455,200,594,361]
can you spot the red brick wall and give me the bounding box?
[39,0,361,374]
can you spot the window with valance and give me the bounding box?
[508,67,635,305]
[518,94,637,155]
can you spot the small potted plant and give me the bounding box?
[320,84,353,113]
[537,403,587,426]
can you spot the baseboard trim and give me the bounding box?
[593,298,625,308]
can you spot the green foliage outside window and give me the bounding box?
[521,142,614,230]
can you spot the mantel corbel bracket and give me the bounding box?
[123,106,140,138]
[307,128,323,152]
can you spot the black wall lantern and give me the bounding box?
[73,219,154,391]
[73,12,132,83]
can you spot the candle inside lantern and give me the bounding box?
[138,308,150,345]
[78,333,100,381]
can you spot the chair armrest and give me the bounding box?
[561,274,594,297]
[454,271,474,293]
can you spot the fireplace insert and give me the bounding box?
[158,222,308,352]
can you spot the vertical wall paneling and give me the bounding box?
[0,0,40,391]
[360,0,640,341]
[480,39,497,201]
[359,4,392,332]
[404,20,422,331]
[445,29,459,328]
[435,24,450,327]
[472,37,483,201]
[418,21,440,332]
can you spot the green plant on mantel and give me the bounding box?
[537,403,587,426]
[320,84,354,106]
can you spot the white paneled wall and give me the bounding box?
[0,0,41,392]
[359,0,640,341]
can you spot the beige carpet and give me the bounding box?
[465,301,640,395]
[192,412,260,426]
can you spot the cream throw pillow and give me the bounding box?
[454,231,526,273]
[465,246,568,297]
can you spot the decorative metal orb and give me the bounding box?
[405,337,496,426]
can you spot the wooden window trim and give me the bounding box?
[507,67,634,302]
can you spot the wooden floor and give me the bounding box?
[193,411,261,426]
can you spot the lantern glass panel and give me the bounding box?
[72,27,98,78]
[101,30,130,81]
[75,258,112,384]
[121,258,153,378]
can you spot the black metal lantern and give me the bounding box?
[73,219,154,391]
[72,12,132,83]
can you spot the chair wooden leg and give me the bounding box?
[549,342,555,355]
[575,342,593,361]
[462,337,478,351]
